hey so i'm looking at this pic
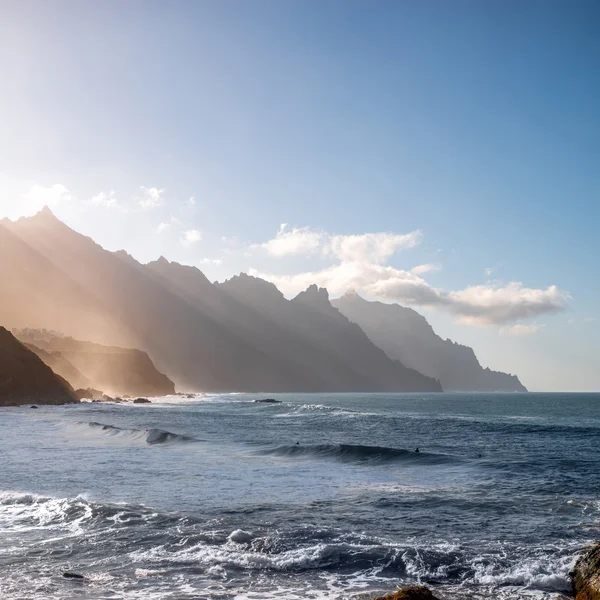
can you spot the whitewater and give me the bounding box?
[0,392,599,599]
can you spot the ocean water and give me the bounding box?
[0,393,599,600]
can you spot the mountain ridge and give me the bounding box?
[333,291,527,392]
[0,208,525,393]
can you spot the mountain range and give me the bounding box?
[0,208,525,393]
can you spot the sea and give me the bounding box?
[1,392,599,600]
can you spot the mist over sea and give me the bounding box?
[1,392,599,599]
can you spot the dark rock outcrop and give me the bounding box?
[133,397,151,404]
[372,586,439,600]
[75,387,104,400]
[572,543,600,600]
[0,327,79,406]
[333,291,527,392]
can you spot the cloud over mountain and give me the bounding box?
[250,226,569,327]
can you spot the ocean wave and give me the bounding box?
[258,443,455,465]
[85,422,196,445]
[0,490,583,600]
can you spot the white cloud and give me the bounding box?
[250,261,569,326]
[156,216,181,233]
[180,229,202,247]
[91,190,121,209]
[200,258,222,265]
[328,231,422,263]
[187,196,196,206]
[137,186,164,209]
[253,225,421,262]
[411,263,441,275]
[445,283,569,325]
[499,324,545,336]
[253,223,323,257]
[484,267,494,277]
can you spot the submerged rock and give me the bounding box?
[372,586,439,600]
[573,543,600,600]
[253,398,281,403]
[62,571,85,579]
[133,397,151,404]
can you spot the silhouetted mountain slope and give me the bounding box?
[22,343,91,390]
[0,215,126,344]
[0,327,79,406]
[21,335,175,397]
[217,277,442,392]
[333,291,527,392]
[146,261,365,391]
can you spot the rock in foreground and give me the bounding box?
[372,586,439,600]
[573,544,600,600]
[0,327,79,406]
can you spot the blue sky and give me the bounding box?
[1,0,598,391]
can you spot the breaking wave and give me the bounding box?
[258,443,457,465]
[85,421,196,445]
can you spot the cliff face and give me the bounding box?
[21,336,175,397]
[333,291,527,392]
[0,327,79,406]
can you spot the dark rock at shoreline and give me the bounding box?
[0,327,79,407]
[75,387,104,400]
[572,543,600,600]
[133,397,151,404]
[30,405,38,409]
[254,398,281,403]
[372,586,439,600]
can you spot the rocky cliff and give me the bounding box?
[0,327,79,406]
[572,543,600,600]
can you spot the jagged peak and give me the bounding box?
[29,205,59,222]
[292,284,331,308]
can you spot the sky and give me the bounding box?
[0,0,598,391]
